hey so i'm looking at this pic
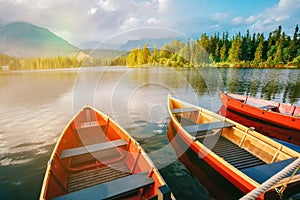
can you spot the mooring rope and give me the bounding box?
[240,157,300,200]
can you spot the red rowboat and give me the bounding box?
[167,95,300,200]
[219,92,300,145]
[40,106,173,200]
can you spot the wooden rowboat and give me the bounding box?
[219,92,300,145]
[167,95,300,200]
[40,106,172,200]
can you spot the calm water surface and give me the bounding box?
[0,67,299,200]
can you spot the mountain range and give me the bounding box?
[0,21,179,58]
[0,22,77,57]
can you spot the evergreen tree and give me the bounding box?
[183,38,191,61]
[142,43,150,64]
[228,34,242,63]
[289,24,300,60]
[126,48,137,67]
[152,45,160,63]
[215,43,220,62]
[220,43,227,62]
[254,34,264,63]
[241,30,252,61]
[274,30,284,64]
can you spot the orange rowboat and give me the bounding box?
[219,92,300,145]
[167,95,300,200]
[40,106,173,200]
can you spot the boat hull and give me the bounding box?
[219,93,300,146]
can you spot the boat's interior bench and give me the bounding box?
[183,121,233,139]
[171,107,199,114]
[60,139,127,159]
[52,171,154,200]
[79,121,105,129]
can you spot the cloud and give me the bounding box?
[147,17,161,24]
[229,0,300,34]
[156,0,170,12]
[245,15,256,24]
[88,7,98,15]
[98,0,116,12]
[232,17,243,25]
[212,12,230,21]
[120,16,140,29]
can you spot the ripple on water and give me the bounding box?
[0,157,34,166]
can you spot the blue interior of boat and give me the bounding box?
[272,139,300,153]
[52,172,154,200]
[241,158,298,184]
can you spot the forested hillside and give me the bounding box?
[126,25,300,68]
[0,52,126,70]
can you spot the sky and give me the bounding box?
[0,0,299,46]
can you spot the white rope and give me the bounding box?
[240,157,300,200]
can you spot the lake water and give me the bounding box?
[0,67,299,200]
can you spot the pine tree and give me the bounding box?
[228,34,242,63]
[183,38,191,61]
[289,24,300,60]
[153,45,160,63]
[142,43,150,64]
[126,49,137,67]
[254,34,264,63]
[215,43,220,62]
[241,30,252,61]
[220,43,227,62]
[274,29,284,64]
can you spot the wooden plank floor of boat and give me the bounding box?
[67,162,130,193]
[207,137,266,170]
[176,116,266,170]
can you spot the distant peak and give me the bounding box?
[5,21,35,27]
[0,21,78,57]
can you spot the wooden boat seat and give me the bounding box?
[175,116,197,126]
[171,107,199,114]
[79,121,106,129]
[60,139,127,159]
[183,121,233,136]
[52,172,154,200]
[241,158,298,184]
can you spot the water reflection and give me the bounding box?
[215,68,300,104]
[0,71,76,106]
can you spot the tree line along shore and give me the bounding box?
[1,25,299,70]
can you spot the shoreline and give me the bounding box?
[1,63,299,72]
